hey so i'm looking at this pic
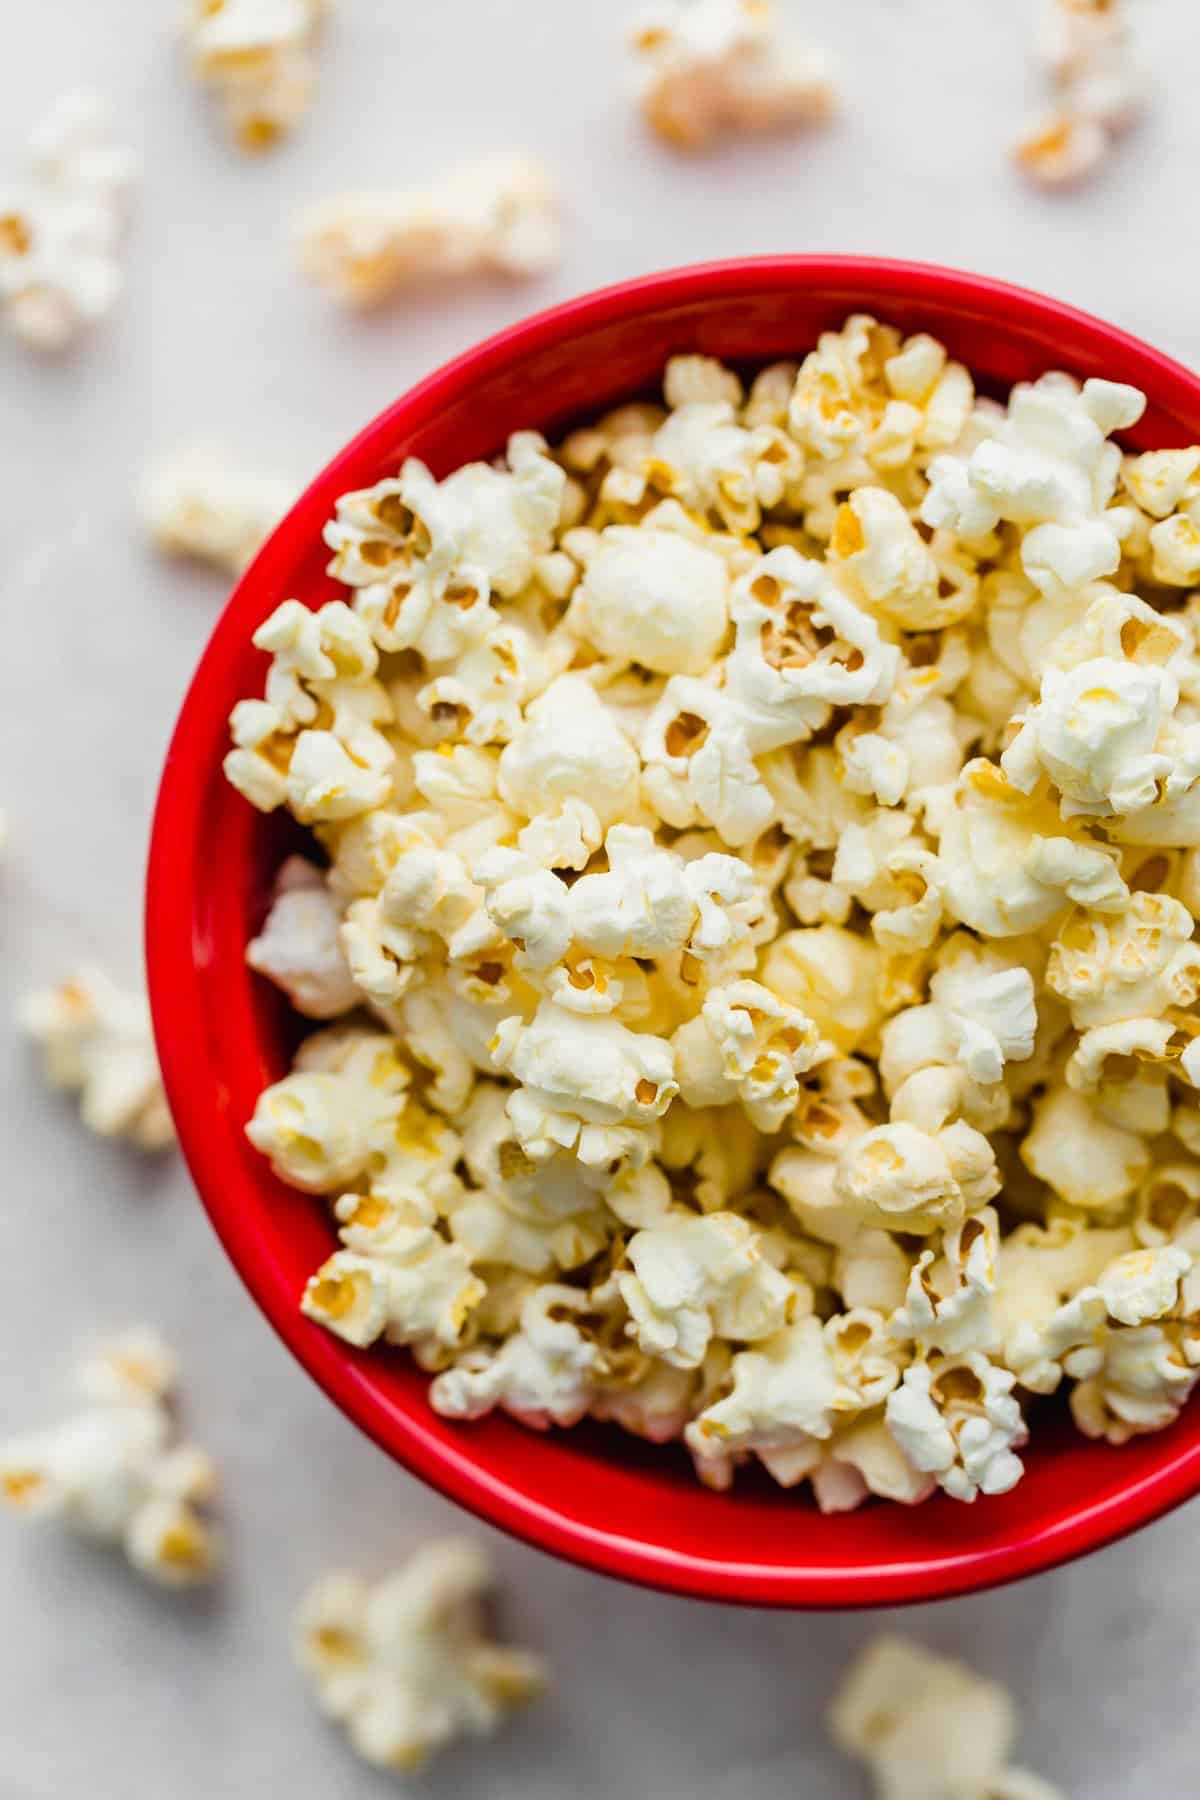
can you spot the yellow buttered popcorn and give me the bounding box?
[224,323,1200,1512]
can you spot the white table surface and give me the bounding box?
[4,2,1200,1794]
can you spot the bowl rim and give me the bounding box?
[147,254,1200,1608]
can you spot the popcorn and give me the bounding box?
[139,441,296,575]
[20,966,174,1150]
[619,1211,795,1369]
[183,0,326,151]
[830,1636,1063,1800]
[294,152,559,305]
[0,90,135,351]
[430,1285,605,1427]
[572,525,730,674]
[0,1331,221,1587]
[228,327,1200,1508]
[491,998,677,1169]
[1016,0,1148,189]
[885,1352,1027,1502]
[628,0,838,150]
[292,1539,546,1770]
[247,856,359,1017]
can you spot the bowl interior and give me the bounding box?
[148,258,1200,1606]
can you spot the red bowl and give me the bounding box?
[147,256,1200,1607]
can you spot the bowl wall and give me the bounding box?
[147,257,1200,1606]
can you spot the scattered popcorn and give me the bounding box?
[0,89,135,350]
[293,1538,546,1771]
[1015,0,1148,188]
[139,441,297,575]
[19,966,174,1150]
[226,323,1200,1508]
[294,151,560,306]
[0,1331,221,1587]
[830,1635,1063,1800]
[628,0,839,150]
[183,0,326,152]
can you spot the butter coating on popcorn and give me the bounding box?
[227,322,1200,1510]
[0,90,135,351]
[628,0,839,151]
[293,1538,546,1771]
[0,1331,221,1587]
[20,965,174,1150]
[183,0,326,152]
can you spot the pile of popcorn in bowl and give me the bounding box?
[225,312,1200,1516]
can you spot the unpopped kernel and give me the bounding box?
[292,1538,546,1771]
[226,321,1200,1511]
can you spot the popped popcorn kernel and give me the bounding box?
[830,1635,1063,1800]
[183,0,326,151]
[293,1539,546,1770]
[224,323,1200,1510]
[140,441,297,575]
[19,966,173,1150]
[0,89,135,350]
[628,0,839,151]
[0,1331,221,1587]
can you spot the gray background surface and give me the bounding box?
[2,2,1199,1794]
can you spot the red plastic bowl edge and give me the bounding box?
[146,255,1200,1609]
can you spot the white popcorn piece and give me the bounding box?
[294,151,559,306]
[725,547,902,753]
[20,966,174,1151]
[0,90,135,351]
[1021,1083,1150,1211]
[430,1285,605,1427]
[292,1539,546,1771]
[789,315,973,467]
[0,1331,221,1587]
[891,1209,1000,1356]
[628,0,838,151]
[835,1118,1001,1237]
[246,1029,410,1191]
[301,1191,485,1355]
[760,925,886,1055]
[246,855,359,1017]
[885,1352,1027,1502]
[672,978,822,1131]
[619,1210,795,1369]
[139,441,296,575]
[500,674,640,830]
[685,1314,835,1488]
[490,998,676,1171]
[572,524,730,674]
[640,675,775,847]
[1017,0,1148,189]
[880,938,1036,1091]
[829,488,973,631]
[934,759,1128,938]
[1002,656,1178,819]
[830,1636,1063,1800]
[183,0,326,152]
[1046,891,1200,1028]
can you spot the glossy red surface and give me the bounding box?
[147,257,1200,1607]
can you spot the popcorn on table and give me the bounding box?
[293,1538,547,1771]
[226,314,1200,1511]
[140,441,298,576]
[294,151,560,307]
[1015,0,1148,187]
[0,1331,222,1587]
[0,89,135,351]
[182,0,327,151]
[19,965,174,1150]
[628,0,839,150]
[830,1635,1063,1800]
